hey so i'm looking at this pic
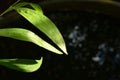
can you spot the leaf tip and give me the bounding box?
[64,50,68,55]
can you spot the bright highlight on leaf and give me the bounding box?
[0,57,43,72]
[13,2,68,54]
[0,2,68,54]
[0,28,63,54]
[0,1,68,72]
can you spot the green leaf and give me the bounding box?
[0,57,43,72]
[0,28,63,54]
[13,3,68,54]
[0,2,68,54]
[13,2,43,14]
[29,3,43,13]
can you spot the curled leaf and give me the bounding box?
[0,2,68,54]
[0,57,43,72]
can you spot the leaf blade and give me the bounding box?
[13,2,43,14]
[0,28,63,54]
[15,6,68,54]
[0,57,43,72]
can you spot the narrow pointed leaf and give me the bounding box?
[14,5,68,54]
[0,2,68,54]
[0,28,63,54]
[0,57,43,72]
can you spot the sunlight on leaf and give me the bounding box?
[0,28,63,54]
[0,57,43,72]
[0,1,68,73]
[0,2,68,54]
[13,3,68,54]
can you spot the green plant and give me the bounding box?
[0,1,68,72]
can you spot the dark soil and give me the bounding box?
[0,11,120,80]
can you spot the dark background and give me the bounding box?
[1,0,120,80]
